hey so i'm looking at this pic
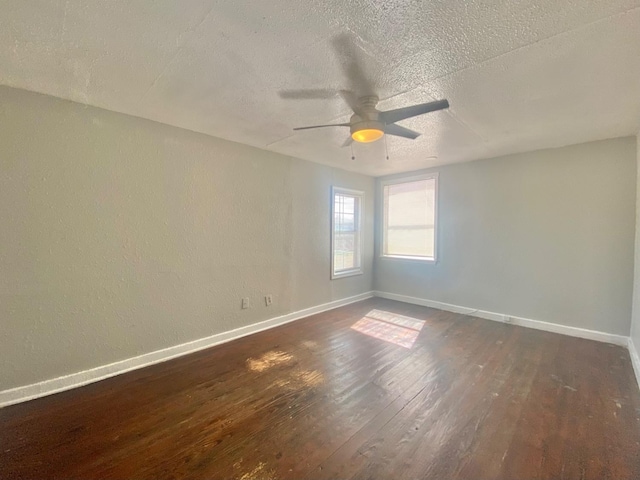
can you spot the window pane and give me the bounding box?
[332,189,363,277]
[383,178,436,259]
[334,231,355,270]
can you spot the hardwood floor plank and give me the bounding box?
[1,298,639,479]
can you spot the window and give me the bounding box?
[381,174,437,261]
[331,187,364,279]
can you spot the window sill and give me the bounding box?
[380,254,437,263]
[331,269,364,280]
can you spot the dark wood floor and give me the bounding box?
[2,298,640,479]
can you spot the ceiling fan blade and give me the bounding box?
[293,123,350,131]
[341,135,353,147]
[338,90,363,115]
[331,33,377,97]
[278,89,337,100]
[385,123,421,140]
[380,99,449,124]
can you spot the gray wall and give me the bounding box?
[632,134,640,348]
[0,86,374,390]
[375,138,637,336]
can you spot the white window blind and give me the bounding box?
[382,176,437,261]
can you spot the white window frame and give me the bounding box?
[380,172,438,263]
[331,186,364,279]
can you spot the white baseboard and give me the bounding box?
[373,291,628,347]
[628,338,640,390]
[0,291,374,408]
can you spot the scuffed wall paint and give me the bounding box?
[0,86,374,391]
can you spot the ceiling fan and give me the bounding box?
[292,93,449,146]
[282,33,450,148]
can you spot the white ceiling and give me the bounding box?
[1,1,639,176]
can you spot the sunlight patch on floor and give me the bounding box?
[236,461,276,480]
[246,350,294,372]
[351,309,426,348]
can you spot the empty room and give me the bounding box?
[2,1,640,479]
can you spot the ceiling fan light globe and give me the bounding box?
[351,128,384,143]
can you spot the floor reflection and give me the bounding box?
[351,309,425,348]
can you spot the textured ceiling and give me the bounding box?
[2,1,639,176]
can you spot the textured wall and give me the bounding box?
[0,86,374,390]
[375,137,636,335]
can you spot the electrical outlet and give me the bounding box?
[241,297,249,309]
[265,294,273,306]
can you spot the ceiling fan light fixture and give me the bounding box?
[351,128,384,143]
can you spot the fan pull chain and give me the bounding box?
[350,142,355,161]
[384,134,390,161]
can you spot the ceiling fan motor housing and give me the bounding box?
[350,96,385,142]
[350,119,384,135]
